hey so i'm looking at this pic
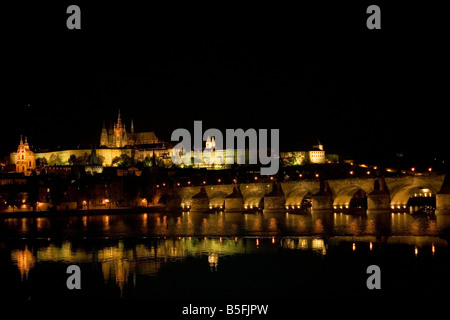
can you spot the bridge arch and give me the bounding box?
[333,185,368,209]
[208,191,229,209]
[390,184,438,209]
[285,188,313,209]
[180,191,200,209]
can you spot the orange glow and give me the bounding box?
[256,238,259,246]
[352,243,356,251]
[432,244,435,255]
[272,236,275,244]
[415,246,419,256]
[369,242,373,251]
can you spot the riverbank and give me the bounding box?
[0,205,167,219]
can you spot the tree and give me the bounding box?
[68,154,79,165]
[48,153,63,166]
[36,157,48,168]
[112,154,133,167]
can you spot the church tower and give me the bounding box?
[113,110,128,147]
[15,136,36,176]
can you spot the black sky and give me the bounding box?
[1,2,448,166]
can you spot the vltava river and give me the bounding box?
[1,211,450,301]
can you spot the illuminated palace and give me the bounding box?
[10,111,172,175]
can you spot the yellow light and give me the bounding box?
[369,242,373,250]
[270,176,274,180]
[256,238,259,246]
[411,167,415,172]
[254,176,258,180]
[428,167,432,172]
[315,173,319,178]
[432,244,435,255]
[349,171,353,175]
[352,243,356,251]
[415,246,418,256]
[272,236,275,244]
[367,171,371,175]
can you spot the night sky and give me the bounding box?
[1,2,448,166]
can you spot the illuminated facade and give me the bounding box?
[280,141,326,165]
[11,136,36,176]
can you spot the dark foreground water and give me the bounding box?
[1,210,450,307]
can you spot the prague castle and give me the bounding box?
[10,111,172,175]
[9,111,332,175]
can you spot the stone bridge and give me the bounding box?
[162,174,450,214]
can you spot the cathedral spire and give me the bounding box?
[19,135,23,145]
[117,109,122,125]
[131,119,134,134]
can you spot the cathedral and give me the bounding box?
[100,110,160,148]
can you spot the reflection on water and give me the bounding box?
[1,210,450,238]
[7,234,448,296]
[2,210,450,300]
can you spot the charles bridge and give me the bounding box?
[157,174,450,214]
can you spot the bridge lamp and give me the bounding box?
[315,173,319,178]
[187,181,191,185]
[428,167,432,172]
[217,179,221,183]
[411,167,415,172]
[203,180,206,185]
[366,171,371,175]
[349,171,353,175]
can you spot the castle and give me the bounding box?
[10,111,172,172]
[9,112,333,175]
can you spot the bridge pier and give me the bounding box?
[190,187,210,212]
[436,194,450,214]
[367,194,391,210]
[224,186,244,212]
[263,182,286,213]
[436,174,450,214]
[367,179,391,211]
[312,181,333,210]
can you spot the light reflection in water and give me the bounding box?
[8,235,447,295]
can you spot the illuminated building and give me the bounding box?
[11,136,36,176]
[280,140,326,165]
